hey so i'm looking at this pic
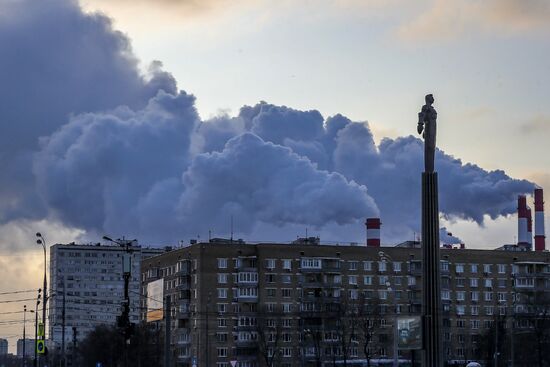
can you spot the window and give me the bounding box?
[217,258,228,269]
[282,259,292,270]
[441,261,449,271]
[394,276,402,286]
[266,288,276,297]
[470,278,478,287]
[301,258,321,269]
[364,276,373,285]
[456,305,465,315]
[379,276,389,286]
[471,319,480,329]
[498,264,506,274]
[349,289,359,300]
[282,318,292,328]
[484,292,493,301]
[471,264,478,273]
[498,279,506,288]
[265,259,276,269]
[266,303,276,312]
[238,272,258,283]
[217,288,228,299]
[349,275,358,285]
[393,262,402,272]
[456,320,466,328]
[484,264,492,274]
[281,275,292,284]
[349,261,358,270]
[471,306,479,316]
[283,347,292,357]
[216,333,228,342]
[217,273,228,284]
[456,291,465,301]
[363,261,372,271]
[217,303,227,313]
[265,274,276,283]
[217,347,228,357]
[456,278,465,287]
[498,292,507,302]
[378,261,387,272]
[282,303,292,313]
[442,290,450,300]
[485,306,494,315]
[281,288,292,298]
[379,290,388,300]
[455,264,464,273]
[485,279,492,288]
[408,276,416,286]
[471,291,479,302]
[237,287,257,298]
[217,318,227,327]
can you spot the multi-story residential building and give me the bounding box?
[141,239,550,367]
[16,339,34,358]
[0,338,7,356]
[49,241,165,347]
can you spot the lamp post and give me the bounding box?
[35,232,47,365]
[34,291,41,367]
[378,251,398,367]
[102,235,133,367]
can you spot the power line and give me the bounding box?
[0,289,39,296]
[0,297,37,304]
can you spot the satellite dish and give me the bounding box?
[466,363,481,367]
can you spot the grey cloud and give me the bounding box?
[0,0,176,222]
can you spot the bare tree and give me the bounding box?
[357,292,381,367]
[256,307,283,367]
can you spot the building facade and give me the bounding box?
[16,339,34,358]
[49,241,165,347]
[141,240,550,367]
[0,338,7,356]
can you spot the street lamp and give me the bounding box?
[35,231,47,361]
[378,251,398,367]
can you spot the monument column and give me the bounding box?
[417,94,442,367]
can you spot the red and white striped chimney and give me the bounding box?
[534,188,546,252]
[527,207,533,247]
[518,195,529,246]
[365,218,381,247]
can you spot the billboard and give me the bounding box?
[146,279,164,322]
[397,316,422,350]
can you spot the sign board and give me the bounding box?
[38,323,44,337]
[230,361,237,367]
[36,340,45,354]
[146,278,164,322]
[397,316,422,350]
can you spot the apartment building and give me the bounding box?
[141,240,550,367]
[49,241,165,347]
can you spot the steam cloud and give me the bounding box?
[0,0,536,245]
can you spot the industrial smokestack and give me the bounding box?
[534,188,546,251]
[365,218,381,247]
[527,207,533,247]
[517,195,529,247]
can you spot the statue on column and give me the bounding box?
[417,94,437,173]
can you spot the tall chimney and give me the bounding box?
[534,188,546,251]
[365,218,381,247]
[527,207,533,247]
[518,195,529,247]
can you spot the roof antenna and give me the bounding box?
[230,215,234,244]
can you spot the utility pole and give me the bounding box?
[34,290,40,367]
[61,278,66,367]
[71,327,77,367]
[23,305,27,367]
[103,236,134,367]
[164,296,171,367]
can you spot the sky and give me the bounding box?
[1,0,549,350]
